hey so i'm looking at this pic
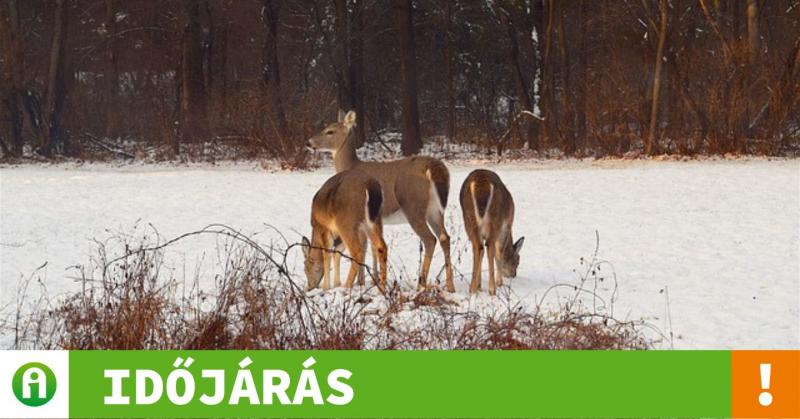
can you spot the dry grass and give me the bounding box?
[3,226,649,350]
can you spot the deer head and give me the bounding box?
[495,236,525,278]
[306,110,356,152]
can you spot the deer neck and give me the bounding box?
[333,131,360,172]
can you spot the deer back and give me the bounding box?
[353,156,449,219]
[459,169,515,241]
[311,170,383,235]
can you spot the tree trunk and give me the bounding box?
[505,13,534,149]
[576,0,587,152]
[746,0,759,63]
[329,0,366,146]
[396,0,422,156]
[219,10,229,122]
[333,0,350,109]
[0,0,24,156]
[526,0,545,150]
[730,0,742,40]
[645,0,668,155]
[444,0,456,142]
[262,0,288,144]
[557,3,574,153]
[43,0,70,156]
[179,0,209,151]
[202,0,213,93]
[104,0,119,138]
[349,0,366,147]
[541,0,557,148]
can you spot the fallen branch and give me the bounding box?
[81,133,135,159]
[495,110,546,155]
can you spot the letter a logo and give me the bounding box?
[12,362,56,407]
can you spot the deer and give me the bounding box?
[459,169,524,295]
[301,169,388,290]
[306,110,454,292]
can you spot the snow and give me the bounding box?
[1,159,798,349]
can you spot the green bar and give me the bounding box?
[69,350,731,418]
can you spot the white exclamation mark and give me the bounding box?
[758,363,773,407]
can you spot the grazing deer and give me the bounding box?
[302,170,388,290]
[459,169,524,295]
[306,110,454,292]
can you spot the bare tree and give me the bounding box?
[0,0,24,156]
[396,0,422,156]
[42,0,70,156]
[2,0,796,159]
[443,0,456,142]
[496,1,535,149]
[527,0,545,150]
[262,0,289,143]
[576,0,588,149]
[103,0,120,138]
[557,2,573,152]
[746,0,759,63]
[348,0,366,147]
[645,0,668,155]
[178,0,210,153]
[541,0,556,148]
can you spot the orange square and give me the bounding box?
[732,350,800,418]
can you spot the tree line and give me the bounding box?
[1,0,798,160]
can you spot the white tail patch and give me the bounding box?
[470,181,494,240]
[426,175,444,219]
[363,188,381,229]
[364,189,373,228]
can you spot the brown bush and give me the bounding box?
[4,226,649,351]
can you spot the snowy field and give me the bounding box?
[1,158,798,349]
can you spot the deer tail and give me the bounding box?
[470,180,493,219]
[425,160,450,209]
[365,179,383,222]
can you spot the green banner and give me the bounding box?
[68,350,731,418]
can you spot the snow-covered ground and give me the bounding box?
[1,158,798,349]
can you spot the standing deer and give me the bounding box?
[459,169,524,295]
[302,170,388,290]
[306,110,454,292]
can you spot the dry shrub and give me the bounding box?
[4,226,649,350]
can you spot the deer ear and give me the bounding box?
[337,109,346,123]
[343,110,357,129]
[514,237,525,254]
[301,236,311,256]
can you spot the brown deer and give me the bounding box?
[302,170,388,290]
[459,169,524,295]
[306,110,454,292]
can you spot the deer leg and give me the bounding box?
[494,238,505,287]
[408,216,437,290]
[333,239,343,288]
[371,243,378,278]
[487,241,497,296]
[427,212,454,292]
[322,244,331,291]
[340,231,365,289]
[357,230,367,286]
[368,242,380,287]
[367,222,388,289]
[496,264,504,287]
[469,239,484,294]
